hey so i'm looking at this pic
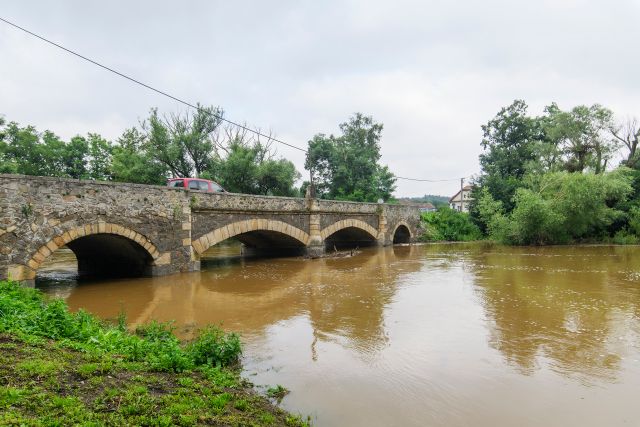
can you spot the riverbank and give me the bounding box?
[0,281,309,426]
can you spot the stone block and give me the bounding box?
[154,252,171,266]
[7,264,35,281]
[61,231,72,244]
[38,245,51,259]
[213,229,223,244]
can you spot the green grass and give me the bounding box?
[0,280,310,426]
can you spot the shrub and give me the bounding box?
[420,207,482,242]
[186,325,242,368]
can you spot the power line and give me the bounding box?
[395,176,470,182]
[0,16,472,183]
[0,16,307,153]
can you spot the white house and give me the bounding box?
[449,185,474,212]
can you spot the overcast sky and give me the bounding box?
[2,0,639,196]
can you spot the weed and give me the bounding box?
[17,359,58,378]
[172,204,183,220]
[260,413,276,424]
[186,325,242,368]
[209,392,231,410]
[189,195,199,209]
[177,377,194,388]
[267,384,290,401]
[234,398,248,411]
[21,203,33,218]
[0,386,25,408]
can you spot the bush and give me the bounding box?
[420,207,482,242]
[611,230,639,245]
[186,325,242,368]
[507,188,567,245]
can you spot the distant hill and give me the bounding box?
[400,194,449,208]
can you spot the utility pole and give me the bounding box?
[460,177,464,212]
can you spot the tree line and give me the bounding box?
[423,99,640,245]
[0,107,396,202]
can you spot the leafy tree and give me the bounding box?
[210,136,300,196]
[544,103,616,174]
[256,158,300,196]
[305,113,396,202]
[86,133,112,180]
[62,136,89,179]
[110,128,167,185]
[476,100,543,213]
[145,105,223,178]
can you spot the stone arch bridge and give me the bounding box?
[0,174,421,284]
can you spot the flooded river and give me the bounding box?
[37,243,640,426]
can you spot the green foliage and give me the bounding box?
[16,359,59,378]
[507,188,567,245]
[186,325,242,368]
[0,281,241,372]
[305,113,396,202]
[476,100,620,220]
[110,128,167,185]
[0,110,302,197]
[0,120,116,180]
[211,140,301,196]
[479,170,633,245]
[145,105,222,178]
[420,208,482,242]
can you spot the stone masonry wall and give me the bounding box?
[0,174,422,282]
[0,175,194,281]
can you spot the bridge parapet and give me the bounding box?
[0,174,421,283]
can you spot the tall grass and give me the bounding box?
[0,281,241,372]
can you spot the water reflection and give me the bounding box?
[463,244,640,382]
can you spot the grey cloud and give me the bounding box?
[1,0,639,196]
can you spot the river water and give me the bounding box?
[37,243,640,426]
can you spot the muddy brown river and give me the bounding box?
[37,243,640,426]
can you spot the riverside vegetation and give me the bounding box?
[422,100,640,246]
[0,281,309,426]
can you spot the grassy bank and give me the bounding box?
[0,281,309,426]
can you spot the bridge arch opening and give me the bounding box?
[324,227,378,250]
[392,224,411,244]
[66,234,155,278]
[30,224,160,283]
[321,219,379,250]
[194,220,310,260]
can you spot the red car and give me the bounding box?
[167,178,226,193]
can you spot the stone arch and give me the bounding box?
[192,219,310,255]
[391,221,412,244]
[320,218,379,241]
[15,222,162,281]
